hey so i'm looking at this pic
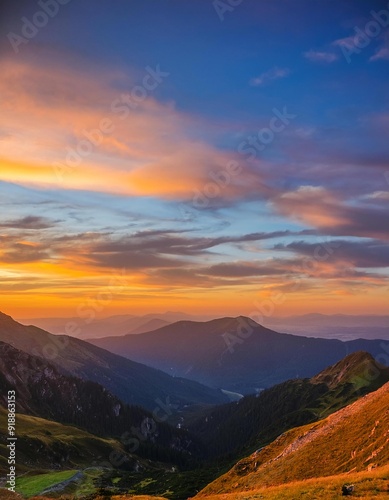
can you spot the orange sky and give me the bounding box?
[1,38,388,319]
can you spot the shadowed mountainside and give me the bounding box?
[0,312,227,411]
[188,351,389,460]
[90,316,389,393]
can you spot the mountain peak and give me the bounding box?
[311,351,383,389]
[0,311,13,320]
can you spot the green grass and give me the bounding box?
[65,467,107,497]
[15,470,77,497]
[0,409,130,475]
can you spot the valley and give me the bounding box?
[1,313,388,499]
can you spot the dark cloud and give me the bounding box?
[87,229,317,267]
[330,206,389,240]
[204,261,288,278]
[0,216,54,230]
[274,239,389,269]
[0,242,50,263]
[273,186,389,240]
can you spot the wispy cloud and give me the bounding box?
[249,67,290,87]
[332,37,355,49]
[0,216,54,230]
[370,34,389,61]
[275,239,389,269]
[0,56,271,203]
[272,186,389,240]
[304,50,338,63]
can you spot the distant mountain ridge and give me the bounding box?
[17,311,210,339]
[262,313,389,341]
[90,316,389,394]
[0,311,227,411]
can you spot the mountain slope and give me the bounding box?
[0,312,227,411]
[196,380,389,497]
[190,466,389,499]
[0,408,140,474]
[128,318,171,335]
[188,351,389,460]
[90,316,389,393]
[0,341,201,464]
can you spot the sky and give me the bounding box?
[0,0,388,318]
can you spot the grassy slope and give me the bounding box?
[24,467,389,499]
[188,352,389,461]
[0,409,134,474]
[16,471,77,497]
[197,381,389,497]
[190,465,389,499]
[30,496,168,499]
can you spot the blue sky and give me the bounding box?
[0,0,388,317]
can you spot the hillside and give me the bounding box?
[2,350,388,499]
[188,351,389,460]
[196,381,389,497]
[90,316,389,394]
[0,408,140,474]
[0,312,227,411]
[0,342,200,463]
[189,466,389,499]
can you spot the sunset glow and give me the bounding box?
[1,0,388,318]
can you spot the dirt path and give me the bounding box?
[39,471,84,495]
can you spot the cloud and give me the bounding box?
[274,239,389,269]
[82,229,316,269]
[370,47,389,61]
[0,55,270,203]
[304,50,338,63]
[204,261,289,278]
[332,37,354,48]
[272,186,389,240]
[370,34,389,61]
[0,240,51,263]
[249,67,290,87]
[0,216,54,229]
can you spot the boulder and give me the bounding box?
[342,483,355,495]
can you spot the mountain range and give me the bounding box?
[90,316,389,394]
[17,312,209,339]
[1,311,389,499]
[0,312,227,411]
[19,312,389,341]
[262,313,389,341]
